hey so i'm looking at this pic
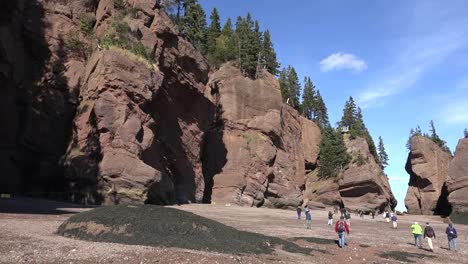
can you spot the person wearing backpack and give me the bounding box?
[446,223,458,252]
[391,214,398,229]
[335,216,350,248]
[424,222,436,252]
[411,221,423,248]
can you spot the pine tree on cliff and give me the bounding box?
[210,18,236,66]
[340,96,357,128]
[464,128,468,138]
[207,7,221,64]
[301,76,315,120]
[287,66,301,111]
[233,14,259,78]
[429,120,451,154]
[378,136,389,169]
[318,125,351,179]
[279,67,290,102]
[314,90,329,129]
[262,30,280,75]
[181,1,208,54]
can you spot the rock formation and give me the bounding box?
[203,64,321,208]
[64,3,214,205]
[404,136,452,215]
[0,0,397,209]
[446,138,468,215]
[304,135,397,212]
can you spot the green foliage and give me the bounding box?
[278,66,300,110]
[318,126,351,179]
[314,90,329,129]
[464,128,468,138]
[261,30,279,76]
[207,7,221,65]
[339,98,379,164]
[80,13,97,35]
[100,17,152,63]
[378,136,389,169]
[429,120,451,154]
[65,34,90,59]
[356,150,365,166]
[181,1,208,53]
[407,122,451,155]
[301,77,315,119]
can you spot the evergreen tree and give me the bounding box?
[279,67,290,103]
[287,66,301,110]
[181,1,207,53]
[210,18,235,66]
[261,30,279,75]
[429,120,451,154]
[314,90,329,128]
[340,96,357,128]
[207,7,221,64]
[301,77,315,119]
[318,126,351,179]
[464,128,468,138]
[378,136,389,169]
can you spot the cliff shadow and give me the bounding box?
[0,1,77,199]
[434,183,451,216]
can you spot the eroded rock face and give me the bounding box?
[64,3,214,205]
[446,138,468,214]
[203,64,317,208]
[404,136,452,215]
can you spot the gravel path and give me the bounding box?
[0,198,466,263]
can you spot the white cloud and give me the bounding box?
[440,97,468,124]
[357,1,468,108]
[319,52,367,73]
[388,175,408,182]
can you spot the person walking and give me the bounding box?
[446,223,458,252]
[411,221,423,248]
[296,205,302,220]
[345,210,351,226]
[304,205,311,229]
[424,222,436,252]
[391,214,398,229]
[335,216,350,248]
[328,211,334,226]
[385,211,390,223]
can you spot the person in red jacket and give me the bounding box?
[335,216,350,248]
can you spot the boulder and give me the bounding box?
[446,138,468,214]
[404,136,452,215]
[203,64,317,208]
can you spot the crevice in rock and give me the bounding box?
[434,183,451,216]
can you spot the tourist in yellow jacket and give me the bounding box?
[411,222,423,248]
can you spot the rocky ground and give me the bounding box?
[0,198,466,264]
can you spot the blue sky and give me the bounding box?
[199,0,468,212]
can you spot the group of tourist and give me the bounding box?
[296,206,459,252]
[411,221,458,252]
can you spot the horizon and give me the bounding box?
[199,0,468,212]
